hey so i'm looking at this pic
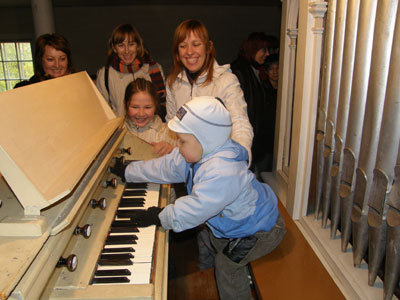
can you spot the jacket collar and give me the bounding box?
[177,60,231,84]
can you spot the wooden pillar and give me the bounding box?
[287,0,327,218]
[267,0,299,205]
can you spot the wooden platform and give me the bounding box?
[167,186,345,300]
[250,201,345,300]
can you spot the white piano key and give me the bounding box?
[94,262,152,284]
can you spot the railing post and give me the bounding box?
[287,0,327,218]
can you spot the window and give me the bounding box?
[0,42,34,91]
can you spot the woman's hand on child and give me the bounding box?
[151,141,174,156]
[130,206,162,227]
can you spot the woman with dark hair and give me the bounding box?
[231,32,277,174]
[166,19,253,162]
[14,33,74,88]
[96,24,166,118]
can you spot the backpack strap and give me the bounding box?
[104,65,110,95]
[104,65,113,107]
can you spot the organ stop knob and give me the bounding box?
[56,254,78,272]
[74,224,92,238]
[103,178,117,188]
[121,147,131,155]
[90,197,107,210]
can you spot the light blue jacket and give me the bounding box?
[125,139,278,238]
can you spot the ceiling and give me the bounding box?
[0,0,282,8]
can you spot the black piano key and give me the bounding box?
[95,269,131,276]
[116,209,148,219]
[91,276,130,284]
[125,182,148,189]
[102,247,135,253]
[105,240,137,246]
[100,253,134,260]
[105,236,137,245]
[107,234,138,240]
[111,220,139,228]
[120,197,145,202]
[120,197,146,202]
[122,190,147,196]
[118,201,145,208]
[97,258,133,266]
[110,226,139,233]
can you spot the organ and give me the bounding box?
[0,72,169,299]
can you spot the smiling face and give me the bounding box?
[42,45,69,78]
[113,34,138,65]
[176,132,203,163]
[254,47,269,65]
[127,91,156,128]
[178,31,207,73]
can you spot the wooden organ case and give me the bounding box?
[0,72,170,300]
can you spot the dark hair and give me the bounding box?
[107,24,148,64]
[265,53,279,70]
[124,78,161,116]
[238,32,271,63]
[167,19,215,88]
[34,33,74,79]
[266,35,279,54]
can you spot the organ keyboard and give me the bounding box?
[42,181,170,299]
[92,183,163,286]
[0,72,170,300]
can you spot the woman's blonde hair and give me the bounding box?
[107,24,148,64]
[167,19,215,88]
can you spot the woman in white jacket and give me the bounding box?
[166,19,254,271]
[166,19,253,161]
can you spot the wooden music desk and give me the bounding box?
[250,201,345,300]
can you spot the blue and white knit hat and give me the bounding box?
[168,96,232,157]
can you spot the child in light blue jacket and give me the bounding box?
[111,96,286,300]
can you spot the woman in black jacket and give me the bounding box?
[14,33,74,88]
[231,32,277,174]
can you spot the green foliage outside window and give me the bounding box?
[0,42,34,92]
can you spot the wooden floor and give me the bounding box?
[167,228,220,300]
